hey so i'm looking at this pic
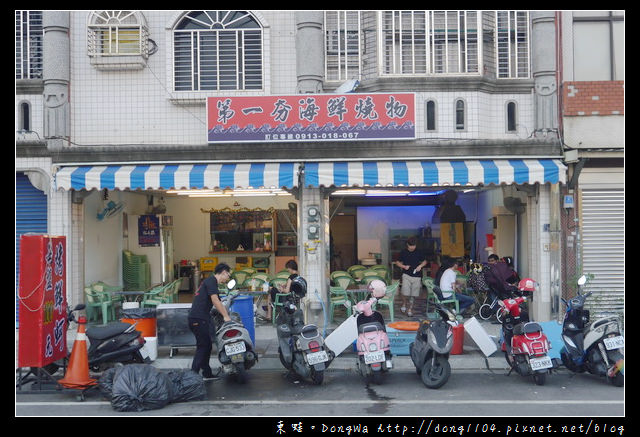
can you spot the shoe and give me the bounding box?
[401,306,407,314]
[407,309,413,317]
[202,369,222,381]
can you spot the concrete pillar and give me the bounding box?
[530,11,559,138]
[295,11,324,94]
[42,11,70,150]
[299,185,330,329]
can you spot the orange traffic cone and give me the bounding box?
[58,316,97,389]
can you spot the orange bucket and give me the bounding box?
[121,317,157,338]
[451,324,464,355]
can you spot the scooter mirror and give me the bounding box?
[577,275,587,286]
[227,279,237,290]
[73,304,86,311]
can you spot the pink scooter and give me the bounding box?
[354,280,393,385]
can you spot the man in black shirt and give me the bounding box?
[188,262,232,380]
[394,237,426,317]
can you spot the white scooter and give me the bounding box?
[211,279,258,383]
[560,275,624,386]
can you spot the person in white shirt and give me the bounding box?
[438,258,475,315]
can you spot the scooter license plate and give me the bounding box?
[529,356,552,370]
[364,351,385,364]
[604,335,624,350]
[225,341,246,356]
[306,350,328,365]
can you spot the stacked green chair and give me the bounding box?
[347,265,366,281]
[275,270,291,279]
[373,280,399,322]
[122,250,151,291]
[330,270,351,281]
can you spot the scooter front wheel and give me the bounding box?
[421,355,451,389]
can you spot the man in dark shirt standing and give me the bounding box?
[394,237,426,317]
[188,262,232,380]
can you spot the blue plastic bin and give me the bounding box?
[230,295,255,346]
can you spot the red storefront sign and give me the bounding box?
[18,235,67,368]
[207,93,415,143]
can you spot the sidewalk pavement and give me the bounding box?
[148,317,510,373]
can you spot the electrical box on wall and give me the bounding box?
[307,224,319,240]
[307,205,320,222]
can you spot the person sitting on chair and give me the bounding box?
[439,258,475,316]
[266,259,299,320]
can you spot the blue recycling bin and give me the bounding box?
[230,295,255,346]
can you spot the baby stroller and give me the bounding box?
[470,263,520,322]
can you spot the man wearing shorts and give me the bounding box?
[394,237,426,317]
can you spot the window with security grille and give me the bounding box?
[380,10,480,76]
[173,11,263,91]
[15,10,43,80]
[87,11,149,57]
[495,11,530,79]
[324,11,361,82]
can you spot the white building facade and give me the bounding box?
[17,11,575,326]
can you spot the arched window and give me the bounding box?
[88,11,149,57]
[425,99,436,131]
[18,101,31,131]
[173,11,263,91]
[506,101,517,132]
[455,99,465,131]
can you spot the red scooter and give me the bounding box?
[498,279,557,386]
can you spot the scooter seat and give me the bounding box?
[86,322,134,340]
[513,322,542,336]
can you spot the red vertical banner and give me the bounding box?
[18,235,67,368]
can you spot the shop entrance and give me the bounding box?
[330,214,356,271]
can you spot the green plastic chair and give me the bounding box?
[370,265,391,283]
[347,265,366,280]
[332,274,355,290]
[329,286,353,322]
[240,267,257,275]
[361,270,386,286]
[423,276,461,320]
[231,270,250,287]
[142,283,172,308]
[272,292,290,325]
[275,270,291,279]
[84,287,115,325]
[373,280,399,322]
[330,270,351,281]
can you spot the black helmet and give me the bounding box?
[290,276,307,298]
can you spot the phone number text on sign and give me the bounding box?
[207,93,415,143]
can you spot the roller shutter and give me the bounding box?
[16,172,48,328]
[580,188,624,318]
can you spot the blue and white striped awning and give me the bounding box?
[55,163,299,191]
[304,159,566,187]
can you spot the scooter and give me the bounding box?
[560,275,624,387]
[48,304,149,373]
[354,280,393,385]
[211,280,258,383]
[498,279,556,386]
[409,303,458,389]
[276,276,334,385]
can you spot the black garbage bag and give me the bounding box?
[120,308,156,319]
[98,367,118,398]
[110,364,174,412]
[167,370,206,403]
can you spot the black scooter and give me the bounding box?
[410,302,458,389]
[276,277,334,385]
[37,304,149,374]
